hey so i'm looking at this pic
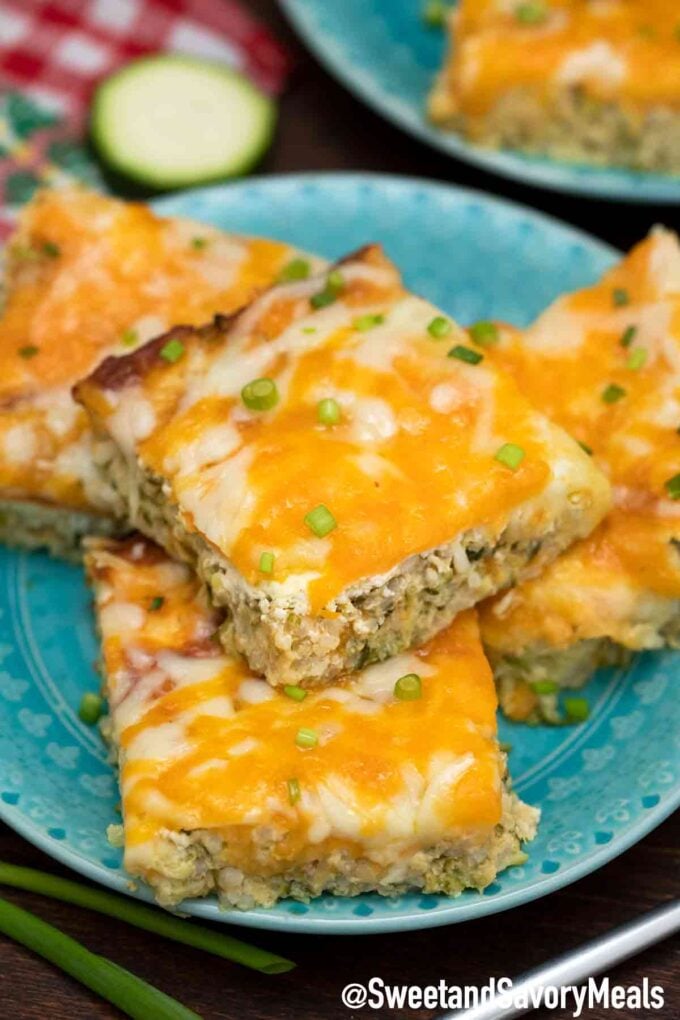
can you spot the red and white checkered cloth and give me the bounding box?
[0,0,291,235]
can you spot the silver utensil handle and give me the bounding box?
[443,899,680,1020]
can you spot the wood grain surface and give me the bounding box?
[1,2,678,1018]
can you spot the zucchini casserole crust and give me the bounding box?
[479,229,680,722]
[0,187,308,559]
[75,245,611,688]
[85,535,538,910]
[429,0,680,175]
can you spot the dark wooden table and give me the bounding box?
[1,2,678,1017]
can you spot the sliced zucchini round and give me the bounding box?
[91,55,276,190]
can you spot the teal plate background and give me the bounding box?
[0,174,678,934]
[281,0,680,204]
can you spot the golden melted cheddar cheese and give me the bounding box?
[434,0,680,124]
[0,188,305,513]
[87,537,506,879]
[480,228,680,654]
[76,245,610,614]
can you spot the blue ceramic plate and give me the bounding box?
[281,0,680,204]
[0,174,677,934]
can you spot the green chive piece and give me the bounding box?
[619,325,637,348]
[18,345,39,359]
[448,344,483,365]
[159,338,185,364]
[302,326,317,334]
[149,596,164,612]
[602,383,626,404]
[287,778,301,805]
[259,551,275,574]
[515,1,547,25]
[531,680,559,695]
[42,241,60,258]
[78,692,104,726]
[354,313,385,332]
[277,258,310,283]
[626,348,647,371]
[422,0,448,28]
[295,727,318,749]
[283,685,307,703]
[578,441,593,456]
[310,290,335,310]
[0,895,201,1020]
[241,377,279,412]
[665,473,680,500]
[304,504,337,538]
[564,696,590,723]
[612,287,630,307]
[310,270,344,310]
[469,320,499,347]
[427,315,452,339]
[121,328,138,348]
[317,397,341,425]
[495,443,525,470]
[0,861,295,974]
[394,673,422,701]
[191,236,208,250]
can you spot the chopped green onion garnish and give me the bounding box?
[241,377,279,412]
[602,383,626,404]
[121,328,138,348]
[422,0,448,28]
[665,473,680,500]
[448,344,483,365]
[515,1,547,25]
[0,861,295,973]
[469,320,499,347]
[427,316,452,339]
[304,504,337,537]
[612,287,630,307]
[310,269,345,310]
[564,697,590,723]
[295,727,318,749]
[287,778,301,805]
[191,236,208,250]
[354,313,385,332]
[620,325,637,348]
[394,673,422,701]
[78,692,103,726]
[302,326,317,334]
[626,347,647,370]
[531,680,559,695]
[578,440,593,456]
[149,596,164,612]
[495,443,525,470]
[18,345,39,359]
[277,258,310,283]
[317,397,341,425]
[159,338,185,363]
[42,241,60,258]
[283,685,307,702]
[259,551,275,574]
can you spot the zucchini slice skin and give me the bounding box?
[91,55,276,190]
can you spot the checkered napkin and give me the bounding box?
[0,0,291,236]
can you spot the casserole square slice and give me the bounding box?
[479,229,680,723]
[75,244,611,687]
[85,535,538,910]
[0,186,306,558]
[429,0,680,175]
